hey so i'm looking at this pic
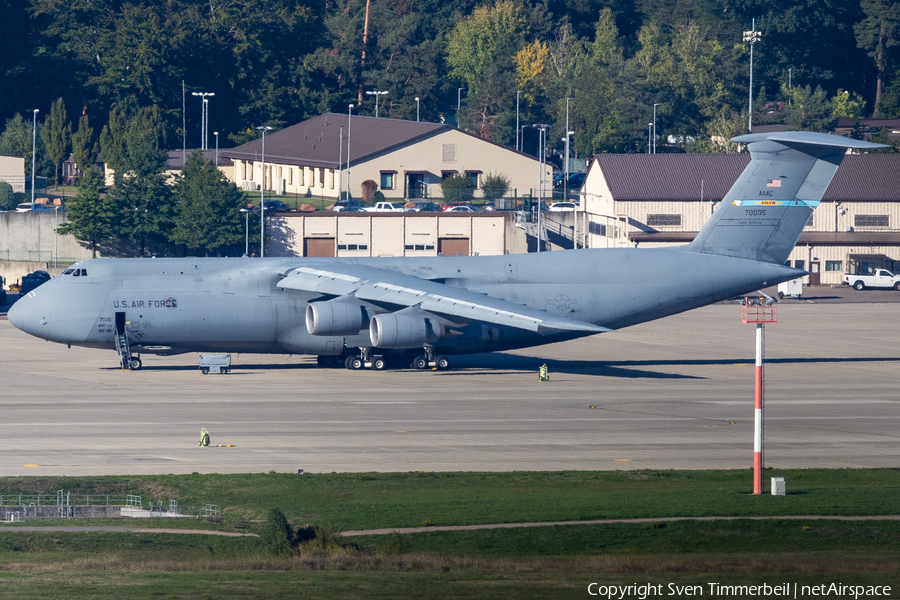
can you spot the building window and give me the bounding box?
[298,167,305,186]
[442,144,456,163]
[855,214,889,228]
[318,168,325,187]
[288,168,293,185]
[646,214,682,227]
[825,261,842,272]
[464,171,480,188]
[337,244,369,251]
[381,172,395,190]
[404,244,435,251]
[805,214,814,228]
[441,170,457,180]
[588,221,607,236]
[794,260,805,270]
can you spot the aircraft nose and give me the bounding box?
[8,291,53,340]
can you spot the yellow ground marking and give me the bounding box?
[23,465,39,468]
[614,459,631,462]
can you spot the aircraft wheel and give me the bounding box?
[129,358,142,371]
[412,356,428,370]
[344,356,354,370]
[349,357,364,370]
[373,358,386,370]
[854,281,865,291]
[436,356,450,370]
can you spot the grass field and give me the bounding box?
[0,469,897,598]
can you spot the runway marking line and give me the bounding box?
[23,465,39,468]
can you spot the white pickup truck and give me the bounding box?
[842,269,900,291]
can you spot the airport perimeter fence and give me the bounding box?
[0,492,222,522]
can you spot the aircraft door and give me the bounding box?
[115,312,126,335]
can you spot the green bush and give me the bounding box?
[261,508,293,556]
[0,181,15,211]
[481,172,510,202]
[440,173,475,203]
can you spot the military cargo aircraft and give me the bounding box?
[8,132,885,371]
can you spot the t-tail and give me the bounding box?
[687,131,887,264]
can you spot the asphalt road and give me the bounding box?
[0,299,898,476]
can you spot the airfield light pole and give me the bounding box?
[256,125,272,257]
[338,125,343,199]
[240,208,250,255]
[366,90,387,118]
[214,132,219,167]
[192,92,215,149]
[415,97,420,122]
[346,104,354,198]
[563,130,574,202]
[648,123,653,154]
[741,299,777,495]
[652,103,659,153]
[31,109,38,205]
[743,20,762,132]
[533,123,549,253]
[516,91,522,151]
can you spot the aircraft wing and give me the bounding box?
[277,265,610,335]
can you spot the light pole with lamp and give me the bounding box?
[648,124,653,153]
[346,104,354,198]
[31,109,38,205]
[191,92,215,149]
[516,91,521,151]
[743,20,762,132]
[652,103,659,153]
[415,97,420,122]
[365,90,387,118]
[256,125,272,257]
[562,130,574,201]
[213,131,219,167]
[521,125,527,154]
[239,208,250,255]
[337,125,343,200]
[532,123,549,253]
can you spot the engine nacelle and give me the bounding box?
[306,301,365,336]
[369,313,438,349]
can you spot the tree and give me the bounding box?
[831,89,867,117]
[71,113,96,174]
[0,181,15,211]
[781,84,836,131]
[261,508,293,556]
[360,179,377,202]
[169,151,248,254]
[481,172,510,202]
[56,169,117,258]
[40,97,70,188]
[855,0,900,116]
[440,173,476,203]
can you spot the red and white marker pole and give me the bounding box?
[753,323,764,495]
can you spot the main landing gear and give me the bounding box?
[317,347,451,371]
[411,347,450,371]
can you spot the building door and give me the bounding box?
[304,238,335,257]
[438,238,469,256]
[809,260,820,286]
[407,174,425,199]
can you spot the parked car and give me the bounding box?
[16,202,52,213]
[331,199,368,212]
[549,201,578,212]
[409,201,442,212]
[262,200,291,213]
[442,201,472,211]
[567,172,587,189]
[19,270,51,295]
[444,204,481,213]
[366,201,408,212]
[842,269,900,291]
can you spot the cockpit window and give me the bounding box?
[62,269,74,275]
[72,269,87,277]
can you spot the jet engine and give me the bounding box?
[306,301,365,336]
[369,313,439,349]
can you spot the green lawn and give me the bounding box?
[0,470,897,599]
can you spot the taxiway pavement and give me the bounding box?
[0,301,898,475]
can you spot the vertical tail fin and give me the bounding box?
[687,132,886,264]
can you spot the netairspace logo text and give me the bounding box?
[586,582,892,599]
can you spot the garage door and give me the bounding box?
[438,238,469,257]
[304,237,335,257]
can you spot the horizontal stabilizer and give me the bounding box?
[687,132,887,264]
